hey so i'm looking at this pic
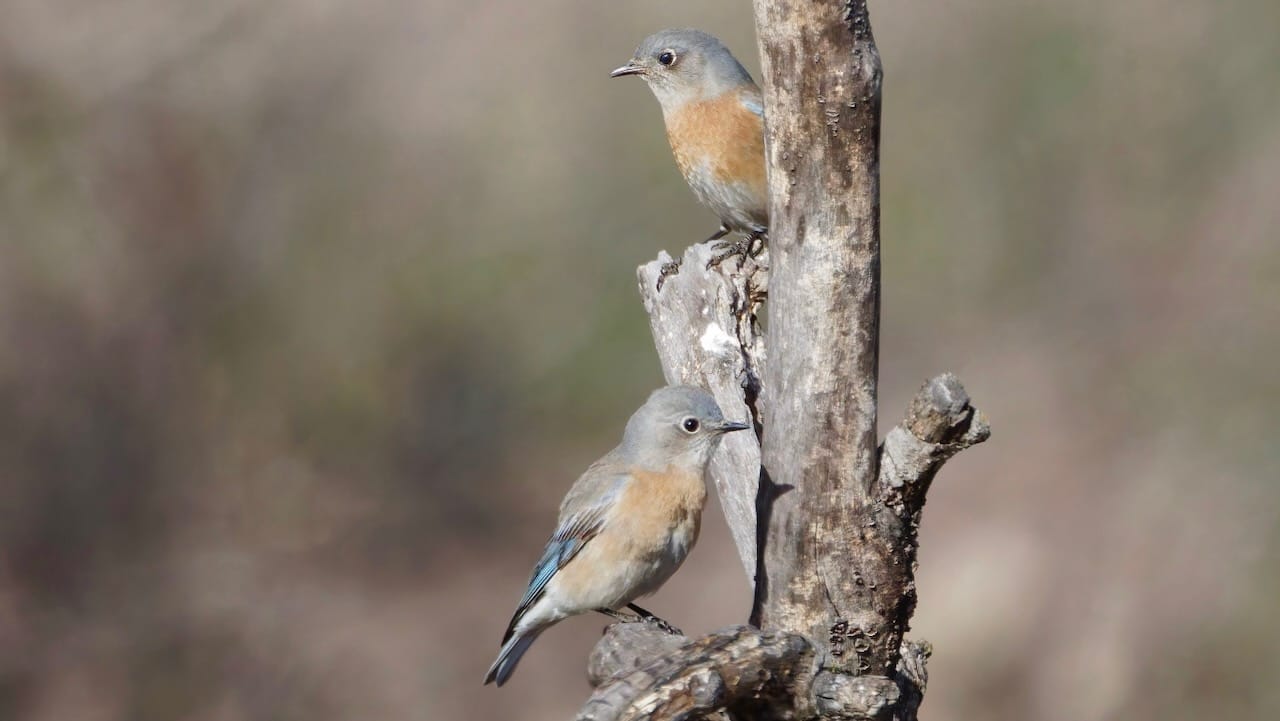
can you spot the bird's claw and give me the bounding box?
[643,616,683,636]
[597,610,679,635]
[603,604,684,636]
[655,259,682,291]
[706,237,753,270]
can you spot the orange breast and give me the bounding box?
[620,466,706,548]
[665,92,766,192]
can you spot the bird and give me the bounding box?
[482,385,750,687]
[612,29,768,267]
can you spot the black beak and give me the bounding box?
[610,63,645,78]
[717,420,751,433]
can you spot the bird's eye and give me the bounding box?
[681,417,700,433]
[658,51,676,66]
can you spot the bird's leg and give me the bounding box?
[704,224,731,243]
[706,224,767,270]
[594,607,643,623]
[655,258,682,291]
[625,603,684,636]
[591,606,683,635]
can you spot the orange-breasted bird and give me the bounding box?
[482,386,749,687]
[612,29,768,262]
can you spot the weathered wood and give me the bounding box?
[638,243,768,581]
[749,0,893,670]
[811,670,900,719]
[889,639,932,721]
[579,625,811,721]
[584,623,924,721]
[586,622,692,688]
[879,374,991,509]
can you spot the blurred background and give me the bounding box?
[1,0,1277,719]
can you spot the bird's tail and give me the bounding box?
[483,628,543,687]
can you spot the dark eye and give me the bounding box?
[681,417,700,433]
[658,51,675,66]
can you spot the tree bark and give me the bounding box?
[577,2,992,719]
[750,0,889,669]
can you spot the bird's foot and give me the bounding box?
[594,605,682,635]
[706,232,767,270]
[706,237,752,270]
[626,603,683,636]
[642,615,684,636]
[655,258,681,291]
[704,224,731,243]
[594,607,642,624]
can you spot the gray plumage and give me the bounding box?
[624,29,756,105]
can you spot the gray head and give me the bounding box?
[618,385,750,469]
[611,29,756,109]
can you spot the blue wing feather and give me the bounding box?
[516,537,580,615]
[499,489,619,643]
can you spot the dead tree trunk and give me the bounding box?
[578,2,989,719]
[750,0,887,665]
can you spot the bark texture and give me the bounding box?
[579,624,812,721]
[582,624,933,721]
[749,0,894,670]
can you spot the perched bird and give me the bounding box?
[612,29,768,261]
[483,386,750,687]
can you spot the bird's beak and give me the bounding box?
[610,63,645,78]
[716,420,752,434]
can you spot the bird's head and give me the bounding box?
[611,29,755,109]
[619,385,750,468]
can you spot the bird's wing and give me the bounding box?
[500,467,628,643]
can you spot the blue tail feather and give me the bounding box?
[483,630,540,687]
